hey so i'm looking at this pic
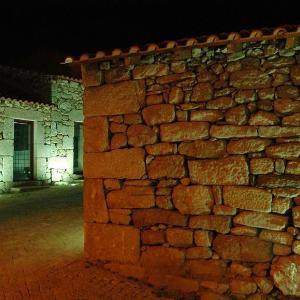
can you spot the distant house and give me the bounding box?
[0,65,83,193]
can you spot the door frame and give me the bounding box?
[13,119,34,181]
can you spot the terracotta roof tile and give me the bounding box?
[64,25,300,64]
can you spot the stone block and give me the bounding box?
[103,179,121,190]
[194,230,213,247]
[210,125,257,138]
[225,105,248,125]
[213,234,273,262]
[147,155,185,179]
[81,63,103,87]
[160,122,209,142]
[230,226,258,237]
[257,174,300,188]
[186,247,212,259]
[186,259,227,280]
[172,184,214,215]
[84,80,145,116]
[145,143,177,156]
[188,155,249,185]
[191,82,213,102]
[223,186,272,212]
[249,111,279,125]
[132,208,188,227]
[140,246,184,273]
[189,215,231,233]
[141,230,165,245]
[169,86,184,104]
[84,178,109,223]
[127,124,157,147]
[250,158,274,175]
[233,211,288,230]
[293,206,300,228]
[84,148,145,179]
[190,109,224,122]
[142,104,175,126]
[229,279,257,295]
[272,197,292,214]
[104,66,131,83]
[286,161,300,174]
[291,64,300,85]
[111,133,127,149]
[84,116,109,152]
[124,113,142,124]
[107,186,155,208]
[178,140,226,158]
[230,70,271,89]
[109,212,131,225]
[227,138,271,154]
[133,63,169,79]
[166,228,193,247]
[213,205,237,215]
[206,97,236,109]
[265,142,300,159]
[84,223,140,264]
[259,126,300,138]
[235,89,257,103]
[259,229,293,245]
[274,98,300,114]
[273,243,292,255]
[282,113,300,126]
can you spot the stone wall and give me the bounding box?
[0,75,83,193]
[82,39,300,298]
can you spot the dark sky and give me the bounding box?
[0,0,299,74]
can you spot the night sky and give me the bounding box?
[0,0,299,75]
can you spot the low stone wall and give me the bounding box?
[82,38,300,298]
[0,74,83,192]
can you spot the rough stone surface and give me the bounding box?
[227,138,271,154]
[282,113,300,126]
[186,247,212,259]
[140,246,184,273]
[127,124,157,147]
[210,125,257,138]
[191,82,213,101]
[259,126,300,138]
[274,98,300,114]
[223,186,272,212]
[250,158,274,175]
[84,116,109,152]
[84,80,145,116]
[166,228,193,247]
[291,64,300,85]
[178,140,226,158]
[141,230,165,245]
[271,255,300,297]
[233,211,288,230]
[186,259,227,280]
[194,230,213,246]
[257,174,300,188]
[249,111,279,125]
[190,110,224,122]
[259,229,293,245]
[142,104,175,126]
[145,143,176,156]
[189,215,231,233]
[189,156,249,185]
[230,70,272,89]
[160,122,209,142]
[172,184,214,215]
[132,208,188,227]
[225,105,248,125]
[147,155,185,179]
[85,148,145,179]
[133,64,169,79]
[206,97,236,109]
[265,142,300,159]
[293,206,300,228]
[229,279,257,295]
[107,186,155,208]
[85,223,140,263]
[84,178,109,223]
[213,235,273,262]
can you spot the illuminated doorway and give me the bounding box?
[73,122,83,174]
[13,120,34,181]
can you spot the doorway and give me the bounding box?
[13,120,34,181]
[73,122,83,174]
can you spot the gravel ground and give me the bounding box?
[0,185,171,300]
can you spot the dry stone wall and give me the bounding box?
[82,39,300,298]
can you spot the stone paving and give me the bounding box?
[0,185,171,300]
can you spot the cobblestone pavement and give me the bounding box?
[0,185,171,300]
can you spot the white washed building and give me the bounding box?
[0,65,83,193]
